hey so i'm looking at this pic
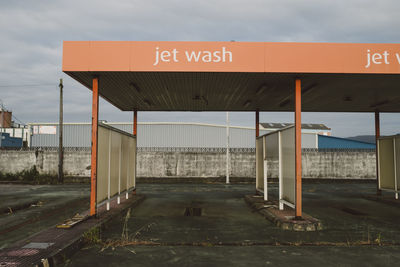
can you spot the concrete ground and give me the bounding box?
[0,184,89,249]
[65,183,400,266]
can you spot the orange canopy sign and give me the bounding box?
[63,41,400,74]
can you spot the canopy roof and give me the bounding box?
[63,41,400,112]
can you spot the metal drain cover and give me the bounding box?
[22,242,54,249]
[184,207,202,216]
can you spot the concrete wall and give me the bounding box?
[302,151,376,178]
[137,152,256,178]
[0,150,91,177]
[0,150,376,179]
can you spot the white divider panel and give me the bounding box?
[378,136,400,198]
[110,131,120,203]
[378,137,395,191]
[280,127,296,207]
[256,137,264,191]
[129,137,136,189]
[256,126,297,208]
[119,135,128,198]
[256,131,280,200]
[395,136,400,191]
[263,132,280,201]
[97,126,109,204]
[97,124,137,206]
[265,132,279,159]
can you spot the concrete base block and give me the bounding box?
[244,195,322,232]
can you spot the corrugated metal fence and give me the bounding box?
[29,122,272,148]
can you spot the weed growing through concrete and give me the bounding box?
[83,227,102,245]
[97,208,158,251]
[375,233,382,246]
[121,208,131,241]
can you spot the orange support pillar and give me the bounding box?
[132,110,138,195]
[295,79,302,218]
[375,111,382,196]
[90,77,99,216]
[133,110,137,136]
[256,110,259,137]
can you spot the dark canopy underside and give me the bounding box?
[66,71,400,112]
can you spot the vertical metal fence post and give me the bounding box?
[126,141,130,200]
[278,131,283,210]
[263,136,268,201]
[58,79,64,183]
[118,136,122,204]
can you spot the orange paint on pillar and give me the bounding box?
[90,77,99,216]
[375,111,381,196]
[295,79,302,218]
[256,110,259,137]
[133,110,137,136]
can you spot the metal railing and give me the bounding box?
[1,146,376,153]
[136,147,256,153]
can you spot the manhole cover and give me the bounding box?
[184,207,202,216]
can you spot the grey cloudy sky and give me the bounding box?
[1,0,400,137]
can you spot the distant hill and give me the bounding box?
[346,135,376,144]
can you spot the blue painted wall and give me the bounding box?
[0,133,23,148]
[318,135,375,149]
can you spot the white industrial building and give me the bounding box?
[27,122,327,149]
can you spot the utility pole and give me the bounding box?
[0,101,4,129]
[0,102,4,141]
[226,112,230,184]
[58,79,64,183]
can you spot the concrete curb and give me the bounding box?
[0,194,145,267]
[50,195,146,266]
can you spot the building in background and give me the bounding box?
[29,122,270,149]
[0,108,26,148]
[0,133,23,148]
[318,135,375,149]
[0,108,12,128]
[260,122,331,136]
[26,121,374,150]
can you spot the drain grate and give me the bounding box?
[184,207,202,216]
[341,207,367,216]
[22,242,54,249]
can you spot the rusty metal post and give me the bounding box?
[58,79,64,183]
[226,112,230,184]
[295,79,302,219]
[133,110,137,136]
[255,109,260,195]
[133,110,137,195]
[375,111,382,196]
[90,77,99,216]
[256,110,259,137]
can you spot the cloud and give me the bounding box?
[0,0,400,137]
